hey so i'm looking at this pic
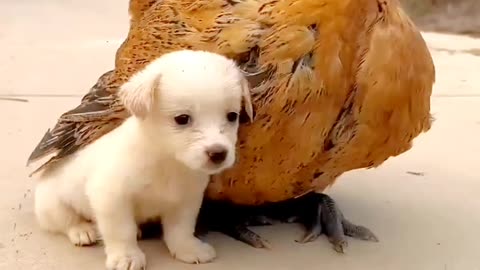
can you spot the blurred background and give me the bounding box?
[402,0,480,37]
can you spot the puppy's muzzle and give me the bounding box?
[205,144,228,164]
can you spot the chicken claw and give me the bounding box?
[194,199,274,249]
[195,192,378,252]
[292,193,378,253]
[220,224,272,249]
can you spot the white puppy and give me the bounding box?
[33,49,253,270]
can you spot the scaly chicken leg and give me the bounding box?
[194,198,274,249]
[194,192,378,253]
[292,193,378,253]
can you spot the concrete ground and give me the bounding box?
[1,1,480,269]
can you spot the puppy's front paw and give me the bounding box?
[106,247,146,270]
[67,222,98,246]
[169,238,216,264]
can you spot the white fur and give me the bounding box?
[33,50,253,270]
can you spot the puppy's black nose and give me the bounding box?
[206,145,228,164]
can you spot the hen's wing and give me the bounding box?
[26,70,128,175]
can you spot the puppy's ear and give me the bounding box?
[118,70,161,119]
[240,76,254,123]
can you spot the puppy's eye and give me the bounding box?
[174,114,191,126]
[226,112,238,122]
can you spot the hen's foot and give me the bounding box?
[218,223,272,249]
[195,199,273,249]
[293,193,378,253]
[198,192,378,252]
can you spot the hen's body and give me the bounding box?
[28,0,435,252]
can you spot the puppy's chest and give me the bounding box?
[133,173,207,222]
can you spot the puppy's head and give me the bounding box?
[119,50,253,174]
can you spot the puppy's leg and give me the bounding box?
[88,190,146,270]
[162,192,216,264]
[34,181,97,246]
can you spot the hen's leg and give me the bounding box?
[198,193,378,252]
[195,200,273,249]
[295,193,378,253]
[216,223,272,249]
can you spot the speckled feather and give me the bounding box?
[27,0,435,205]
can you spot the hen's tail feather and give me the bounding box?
[26,129,56,166]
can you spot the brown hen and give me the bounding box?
[27,0,435,252]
